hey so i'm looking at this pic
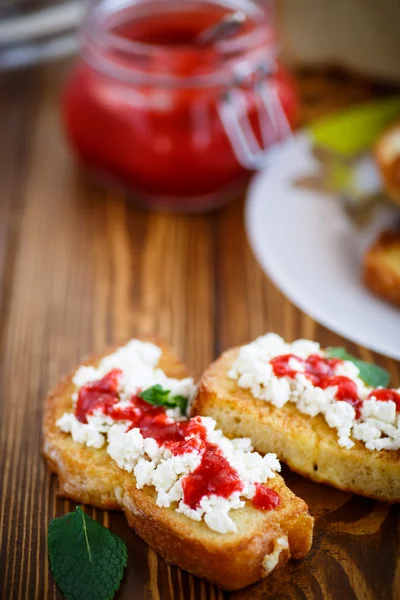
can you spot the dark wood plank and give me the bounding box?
[0,59,399,600]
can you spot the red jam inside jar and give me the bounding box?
[62,0,298,212]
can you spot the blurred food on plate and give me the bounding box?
[293,97,400,225]
[290,95,400,305]
[364,230,400,307]
[375,121,400,206]
[363,119,400,307]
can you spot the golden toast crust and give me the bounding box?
[42,339,313,591]
[192,348,400,503]
[375,121,400,206]
[364,230,400,306]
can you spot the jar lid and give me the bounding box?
[82,0,276,88]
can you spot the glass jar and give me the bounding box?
[62,0,298,212]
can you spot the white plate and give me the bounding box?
[245,132,400,359]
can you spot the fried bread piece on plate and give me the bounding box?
[364,229,400,307]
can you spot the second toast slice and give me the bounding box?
[192,334,400,503]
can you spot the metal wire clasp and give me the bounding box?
[218,63,292,170]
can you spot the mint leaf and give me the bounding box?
[48,507,127,600]
[139,384,170,405]
[170,395,188,414]
[326,347,390,388]
[139,384,188,414]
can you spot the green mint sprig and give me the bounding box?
[48,507,127,600]
[139,384,188,414]
[326,347,390,388]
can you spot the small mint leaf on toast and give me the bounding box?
[139,384,188,414]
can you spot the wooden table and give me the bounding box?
[0,61,399,600]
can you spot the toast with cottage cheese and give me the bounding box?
[43,338,313,591]
[192,334,400,503]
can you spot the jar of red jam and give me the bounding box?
[63,0,298,212]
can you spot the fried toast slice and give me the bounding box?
[192,346,400,503]
[43,339,313,591]
[375,120,400,206]
[364,229,400,306]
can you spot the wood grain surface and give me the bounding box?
[0,61,399,600]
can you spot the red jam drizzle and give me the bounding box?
[270,353,341,382]
[182,444,244,509]
[270,354,399,419]
[74,371,271,510]
[252,483,280,511]
[329,376,362,418]
[368,388,400,411]
[75,368,123,423]
[77,373,207,444]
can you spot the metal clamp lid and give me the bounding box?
[218,63,292,170]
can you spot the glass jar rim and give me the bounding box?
[81,0,277,88]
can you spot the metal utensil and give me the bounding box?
[196,10,246,45]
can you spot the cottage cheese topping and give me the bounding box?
[262,536,289,574]
[57,339,281,534]
[71,339,195,403]
[228,333,400,451]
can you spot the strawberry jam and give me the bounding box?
[270,353,400,419]
[269,354,302,379]
[77,380,208,446]
[74,370,280,511]
[252,483,280,510]
[270,354,342,384]
[368,389,400,411]
[330,376,362,418]
[182,443,244,508]
[75,368,122,423]
[270,354,363,416]
[62,0,298,211]
[302,354,342,385]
